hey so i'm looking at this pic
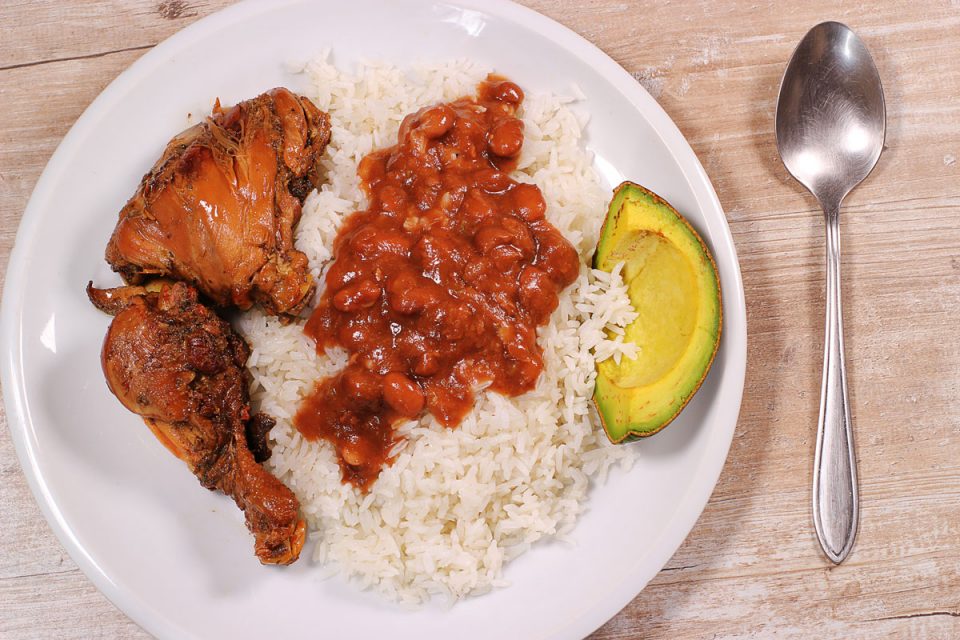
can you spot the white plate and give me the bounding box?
[1,1,746,638]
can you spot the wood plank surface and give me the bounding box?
[2,1,959,638]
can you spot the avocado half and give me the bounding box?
[593,182,722,442]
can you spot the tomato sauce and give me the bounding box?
[294,77,581,490]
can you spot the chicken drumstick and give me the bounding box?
[88,280,305,564]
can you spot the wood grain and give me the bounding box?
[2,1,959,638]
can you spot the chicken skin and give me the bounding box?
[105,88,331,318]
[88,281,305,564]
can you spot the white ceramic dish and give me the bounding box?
[1,1,746,638]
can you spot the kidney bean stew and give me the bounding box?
[295,77,581,489]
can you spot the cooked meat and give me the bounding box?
[88,281,305,564]
[245,412,276,464]
[104,88,331,318]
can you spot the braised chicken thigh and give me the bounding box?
[105,88,331,318]
[88,281,305,564]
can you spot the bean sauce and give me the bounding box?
[294,77,580,490]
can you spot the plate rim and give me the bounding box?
[0,1,747,638]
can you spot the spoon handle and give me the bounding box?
[813,205,859,563]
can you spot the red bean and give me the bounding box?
[511,182,546,222]
[437,301,472,340]
[383,372,425,417]
[533,225,581,285]
[378,184,408,215]
[462,189,496,226]
[487,80,524,105]
[388,270,442,314]
[500,216,535,256]
[462,258,492,285]
[490,245,525,272]
[437,188,466,215]
[325,258,359,290]
[417,105,456,139]
[413,351,441,376]
[518,266,559,323]
[338,323,373,350]
[487,118,523,157]
[413,178,442,210]
[341,366,382,405]
[341,443,364,467]
[473,168,512,194]
[474,225,514,254]
[333,278,381,312]
[350,225,413,259]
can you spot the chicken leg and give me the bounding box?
[88,280,305,564]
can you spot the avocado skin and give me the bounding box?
[593,182,722,443]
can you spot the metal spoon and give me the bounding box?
[775,21,885,564]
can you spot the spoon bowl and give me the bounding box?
[775,21,886,564]
[777,21,886,208]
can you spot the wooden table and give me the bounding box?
[2,1,959,637]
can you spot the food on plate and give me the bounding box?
[241,59,638,602]
[104,88,331,318]
[87,280,306,564]
[294,76,581,489]
[86,58,713,600]
[592,182,721,441]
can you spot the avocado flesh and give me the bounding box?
[593,182,721,442]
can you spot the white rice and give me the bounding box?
[236,55,639,604]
